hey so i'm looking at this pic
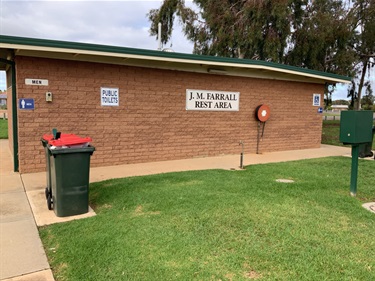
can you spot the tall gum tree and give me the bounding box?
[285,0,357,107]
[148,0,372,108]
[351,0,375,109]
[148,0,306,62]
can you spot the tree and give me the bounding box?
[286,0,356,76]
[347,80,358,109]
[148,0,306,62]
[350,0,375,109]
[360,82,374,110]
[332,99,350,105]
[285,0,358,108]
[148,0,369,108]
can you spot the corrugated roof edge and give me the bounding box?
[0,35,352,82]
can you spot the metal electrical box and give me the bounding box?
[340,111,373,144]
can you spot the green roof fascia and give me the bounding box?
[0,35,351,82]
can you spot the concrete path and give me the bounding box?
[0,140,359,280]
[0,140,52,281]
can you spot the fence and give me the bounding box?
[0,110,8,119]
[322,115,341,121]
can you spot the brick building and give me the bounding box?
[0,92,6,107]
[0,35,351,173]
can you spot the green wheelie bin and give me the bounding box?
[41,137,53,208]
[43,133,95,217]
[359,126,374,158]
[41,133,72,210]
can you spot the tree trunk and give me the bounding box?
[356,58,369,110]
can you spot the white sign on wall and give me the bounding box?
[186,89,240,111]
[313,93,321,106]
[25,79,48,86]
[101,87,119,106]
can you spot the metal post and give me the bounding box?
[239,141,244,169]
[0,57,19,172]
[350,145,359,196]
[256,122,260,154]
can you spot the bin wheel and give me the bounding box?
[47,194,53,210]
[45,187,50,199]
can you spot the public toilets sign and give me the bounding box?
[186,89,240,111]
[101,87,119,106]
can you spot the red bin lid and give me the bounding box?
[42,133,72,141]
[46,134,92,146]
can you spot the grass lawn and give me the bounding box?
[322,120,375,149]
[321,120,347,146]
[0,119,8,139]
[39,157,375,281]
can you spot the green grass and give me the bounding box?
[322,120,375,149]
[321,120,346,146]
[39,157,375,281]
[323,112,340,116]
[0,119,8,139]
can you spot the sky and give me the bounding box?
[0,0,372,100]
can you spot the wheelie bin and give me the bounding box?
[359,126,375,158]
[41,137,53,208]
[41,133,72,210]
[42,133,95,217]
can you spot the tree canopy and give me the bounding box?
[149,0,306,63]
[148,0,374,108]
[351,0,375,109]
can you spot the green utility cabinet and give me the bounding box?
[49,146,95,217]
[340,111,373,144]
[339,110,373,196]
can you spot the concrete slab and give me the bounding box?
[243,144,352,165]
[26,189,96,227]
[1,270,54,281]
[362,202,375,214]
[0,140,14,176]
[0,192,33,223]
[89,144,352,182]
[21,170,96,226]
[0,175,23,194]
[21,173,46,192]
[0,219,49,280]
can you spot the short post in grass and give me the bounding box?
[239,141,244,169]
[350,145,359,196]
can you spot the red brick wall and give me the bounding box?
[15,56,324,173]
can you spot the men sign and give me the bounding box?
[186,89,240,111]
[19,98,35,110]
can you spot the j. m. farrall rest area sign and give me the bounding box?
[186,89,240,111]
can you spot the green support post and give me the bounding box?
[350,145,359,197]
[0,57,19,172]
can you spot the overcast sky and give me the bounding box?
[0,0,368,100]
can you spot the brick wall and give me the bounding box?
[15,56,324,173]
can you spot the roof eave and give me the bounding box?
[0,35,352,84]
